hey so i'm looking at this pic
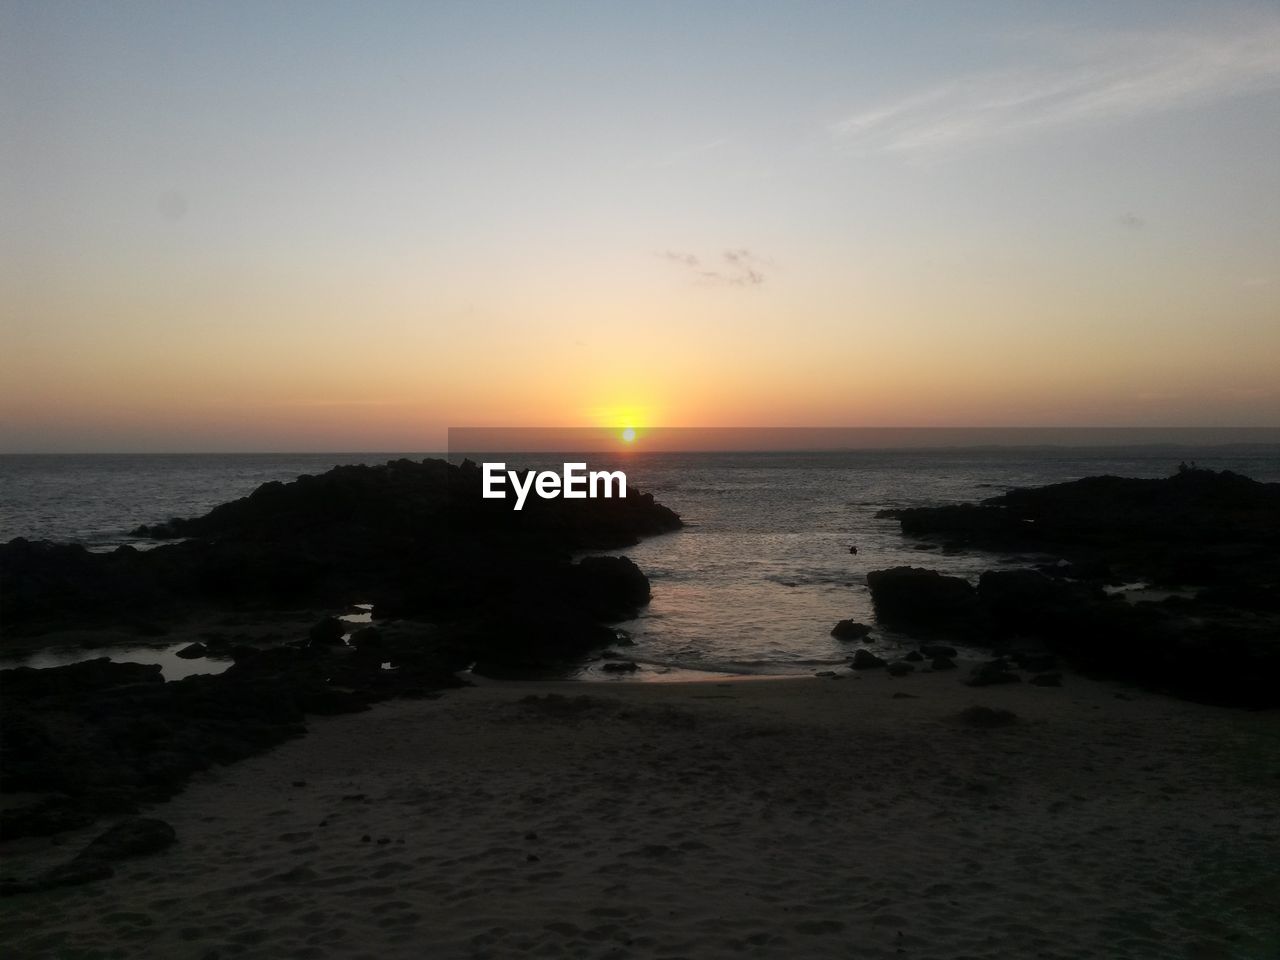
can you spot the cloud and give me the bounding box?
[661,248,767,287]
[662,250,700,268]
[830,15,1280,159]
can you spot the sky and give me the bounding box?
[2,0,1278,452]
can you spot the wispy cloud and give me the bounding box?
[661,248,767,287]
[830,15,1280,159]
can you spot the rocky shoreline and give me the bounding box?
[0,459,682,849]
[3,462,1276,887]
[869,467,1280,707]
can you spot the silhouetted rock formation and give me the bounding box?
[873,469,1280,707]
[866,567,979,633]
[0,458,682,846]
[2,458,680,641]
[880,467,1280,589]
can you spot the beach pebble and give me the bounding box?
[1030,672,1063,687]
[886,661,916,676]
[920,643,958,658]
[174,642,207,659]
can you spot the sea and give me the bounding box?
[3,445,1278,679]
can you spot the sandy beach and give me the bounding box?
[2,666,1277,960]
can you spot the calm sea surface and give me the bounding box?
[3,447,1278,676]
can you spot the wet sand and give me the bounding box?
[2,667,1278,959]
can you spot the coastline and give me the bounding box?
[4,668,1277,959]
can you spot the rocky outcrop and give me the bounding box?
[0,459,685,845]
[2,458,682,637]
[881,468,1280,589]
[874,469,1280,707]
[865,567,978,633]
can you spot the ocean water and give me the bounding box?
[2,447,1278,677]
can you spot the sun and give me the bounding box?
[621,427,637,443]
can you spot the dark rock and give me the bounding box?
[931,656,958,671]
[0,658,162,699]
[174,642,207,659]
[601,660,639,673]
[866,567,978,633]
[307,617,347,647]
[830,620,872,641]
[2,458,680,640]
[76,817,176,861]
[978,570,1097,641]
[349,625,381,646]
[920,643,958,659]
[879,469,1280,707]
[569,555,652,621]
[904,650,924,662]
[1030,672,1063,687]
[886,660,915,676]
[850,649,886,670]
[966,660,1021,687]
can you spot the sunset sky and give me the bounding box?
[2,1,1278,452]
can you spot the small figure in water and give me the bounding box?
[848,545,858,555]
